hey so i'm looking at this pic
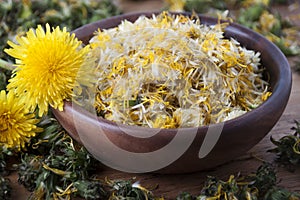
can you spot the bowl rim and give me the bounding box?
[69,11,292,132]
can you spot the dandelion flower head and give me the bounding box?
[0,90,42,151]
[5,24,95,117]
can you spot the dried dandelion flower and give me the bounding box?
[90,12,271,128]
[259,11,278,33]
[165,0,186,12]
[242,0,270,7]
[5,24,95,117]
[0,90,42,151]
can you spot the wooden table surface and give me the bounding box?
[9,1,300,199]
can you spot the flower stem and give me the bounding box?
[0,58,15,71]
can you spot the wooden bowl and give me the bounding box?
[52,12,292,174]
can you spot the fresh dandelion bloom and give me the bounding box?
[90,12,271,128]
[0,90,42,151]
[5,24,95,117]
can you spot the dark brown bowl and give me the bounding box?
[52,12,292,174]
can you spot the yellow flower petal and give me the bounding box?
[5,24,96,117]
[0,90,42,151]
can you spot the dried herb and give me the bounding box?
[251,163,277,194]
[177,163,300,200]
[72,180,108,200]
[15,113,100,199]
[107,179,159,200]
[237,4,265,27]
[176,192,195,200]
[0,176,11,200]
[183,0,228,13]
[269,120,300,170]
[18,128,102,199]
[18,154,41,192]
[3,106,300,200]
[0,146,14,176]
[17,115,161,199]
[238,4,300,56]
[0,71,7,91]
[0,151,7,176]
[0,147,13,200]
[199,175,242,199]
[264,187,300,200]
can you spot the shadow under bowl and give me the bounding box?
[52,12,292,174]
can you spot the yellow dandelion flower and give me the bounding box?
[5,24,95,117]
[0,90,42,151]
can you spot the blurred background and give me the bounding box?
[1,0,300,81]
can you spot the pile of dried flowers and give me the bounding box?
[91,12,270,128]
